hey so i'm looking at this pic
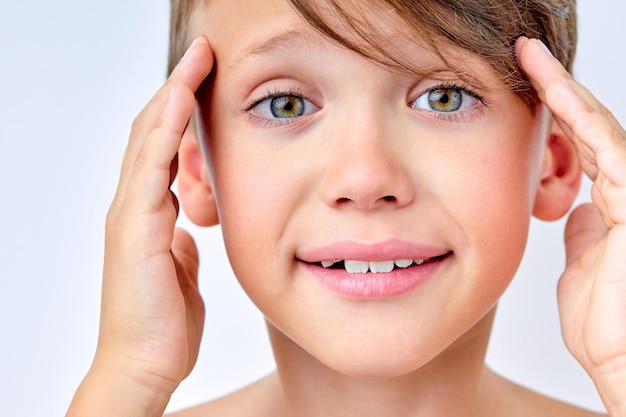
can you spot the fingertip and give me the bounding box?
[181,37,202,62]
[514,36,530,63]
[173,228,199,265]
[566,203,601,234]
[564,203,605,264]
[192,36,214,67]
[170,35,214,92]
[180,36,211,63]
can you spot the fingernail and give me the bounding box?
[514,36,530,64]
[181,37,201,62]
[517,36,530,48]
[536,39,554,58]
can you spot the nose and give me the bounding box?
[320,115,415,211]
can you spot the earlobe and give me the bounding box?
[532,122,582,221]
[178,125,219,226]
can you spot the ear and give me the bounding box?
[532,121,582,221]
[178,124,219,226]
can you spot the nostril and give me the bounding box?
[335,195,397,206]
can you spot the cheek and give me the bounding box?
[445,109,547,222]
[444,112,548,286]
[204,123,307,287]
[210,144,283,237]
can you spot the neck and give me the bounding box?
[267,309,498,417]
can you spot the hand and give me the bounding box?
[516,37,626,415]
[66,37,214,417]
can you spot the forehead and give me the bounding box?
[188,0,497,86]
[189,0,306,65]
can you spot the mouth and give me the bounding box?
[299,249,453,299]
[314,253,452,274]
[296,240,453,298]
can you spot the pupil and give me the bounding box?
[439,94,450,104]
[283,101,293,111]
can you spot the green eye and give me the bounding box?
[270,95,305,118]
[250,92,318,123]
[427,88,463,112]
[411,86,480,113]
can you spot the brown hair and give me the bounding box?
[168,0,576,107]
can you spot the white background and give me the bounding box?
[1,1,624,415]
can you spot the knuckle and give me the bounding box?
[105,206,120,236]
[130,115,145,139]
[610,128,625,147]
[106,194,121,221]
[133,147,149,171]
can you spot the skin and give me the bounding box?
[65,1,626,416]
[198,0,549,381]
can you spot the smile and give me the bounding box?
[318,258,433,274]
[297,240,452,298]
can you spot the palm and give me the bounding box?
[559,206,626,376]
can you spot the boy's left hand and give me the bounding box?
[517,37,626,415]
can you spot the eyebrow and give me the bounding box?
[225,27,495,91]
[227,29,320,74]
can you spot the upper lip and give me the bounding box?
[296,239,451,263]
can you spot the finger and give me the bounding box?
[129,37,213,144]
[564,203,606,266]
[515,37,610,120]
[545,79,626,185]
[105,85,196,263]
[515,37,626,184]
[587,224,626,363]
[557,203,605,347]
[171,228,204,377]
[125,84,196,216]
[171,228,200,280]
[114,37,213,207]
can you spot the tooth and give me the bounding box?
[414,259,425,265]
[394,259,413,268]
[345,260,369,274]
[321,260,339,268]
[369,260,394,273]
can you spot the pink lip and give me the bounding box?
[297,240,451,300]
[297,239,449,263]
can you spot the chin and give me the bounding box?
[317,340,444,379]
[334,362,423,380]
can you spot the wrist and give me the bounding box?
[66,359,174,417]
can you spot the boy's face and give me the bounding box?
[190,0,554,376]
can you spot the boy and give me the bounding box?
[67,0,626,416]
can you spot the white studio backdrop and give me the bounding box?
[0,1,623,415]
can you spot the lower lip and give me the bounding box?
[301,256,449,300]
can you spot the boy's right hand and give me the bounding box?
[66,37,214,417]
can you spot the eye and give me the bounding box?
[252,93,318,120]
[411,86,481,113]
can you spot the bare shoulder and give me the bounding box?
[484,368,606,417]
[165,373,283,417]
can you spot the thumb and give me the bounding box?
[172,227,200,283]
[564,203,606,266]
[171,227,204,377]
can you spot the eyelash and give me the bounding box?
[241,82,489,127]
